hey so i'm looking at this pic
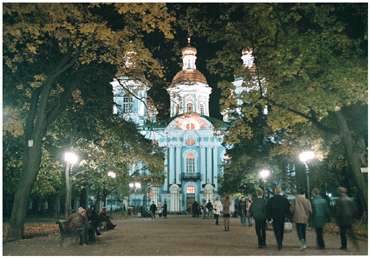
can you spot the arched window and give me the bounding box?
[200,104,205,115]
[187,103,193,112]
[186,185,196,194]
[186,152,195,174]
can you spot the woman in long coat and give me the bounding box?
[311,188,330,249]
[290,190,312,250]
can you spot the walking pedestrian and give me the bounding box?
[150,202,157,220]
[213,197,223,225]
[266,187,291,250]
[202,199,207,219]
[250,188,267,248]
[206,200,213,219]
[311,188,330,249]
[163,201,168,218]
[335,187,359,250]
[222,195,231,231]
[290,189,312,250]
[246,194,253,226]
[238,196,247,226]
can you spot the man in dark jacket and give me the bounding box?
[250,188,267,248]
[163,201,168,218]
[150,202,157,220]
[266,187,291,250]
[206,200,213,218]
[311,188,330,249]
[335,187,359,250]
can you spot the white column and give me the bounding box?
[164,149,168,191]
[176,145,181,184]
[207,146,212,183]
[200,146,206,185]
[169,146,175,185]
[213,147,218,188]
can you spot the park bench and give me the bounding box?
[56,220,82,246]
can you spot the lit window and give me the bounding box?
[187,103,193,112]
[123,96,133,113]
[186,138,195,145]
[200,104,204,115]
[186,153,195,174]
[187,185,195,194]
[186,123,195,130]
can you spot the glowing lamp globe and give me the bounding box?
[259,169,271,180]
[299,151,315,163]
[64,151,79,165]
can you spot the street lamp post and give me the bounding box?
[299,151,315,199]
[107,171,117,214]
[259,169,271,198]
[64,151,79,218]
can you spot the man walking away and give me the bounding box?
[206,200,213,219]
[213,197,223,225]
[222,195,231,231]
[335,187,359,250]
[250,188,267,248]
[163,201,168,219]
[238,197,247,226]
[150,202,157,220]
[266,187,291,250]
[291,189,312,250]
[311,188,330,249]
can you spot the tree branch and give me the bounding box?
[264,96,338,134]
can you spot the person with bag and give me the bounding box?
[290,189,312,250]
[266,187,291,250]
[250,188,267,248]
[335,187,359,250]
[311,188,330,249]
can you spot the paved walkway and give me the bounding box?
[3,216,367,256]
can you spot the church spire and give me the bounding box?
[182,36,197,70]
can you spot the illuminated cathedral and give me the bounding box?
[111,39,258,213]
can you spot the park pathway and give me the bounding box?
[3,216,367,256]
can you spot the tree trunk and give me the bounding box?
[8,136,44,239]
[8,81,52,240]
[335,110,368,207]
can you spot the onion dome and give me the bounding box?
[171,69,207,86]
[170,37,207,86]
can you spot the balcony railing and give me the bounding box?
[181,172,201,180]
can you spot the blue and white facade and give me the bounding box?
[112,42,225,213]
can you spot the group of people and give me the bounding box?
[236,195,253,226]
[149,201,167,219]
[212,186,359,251]
[64,206,116,245]
[190,200,214,218]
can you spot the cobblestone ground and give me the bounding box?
[3,216,368,256]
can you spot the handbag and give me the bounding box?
[284,221,293,232]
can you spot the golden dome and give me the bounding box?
[171,69,207,86]
[182,46,197,56]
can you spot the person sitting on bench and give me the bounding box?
[99,207,116,230]
[65,207,89,245]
